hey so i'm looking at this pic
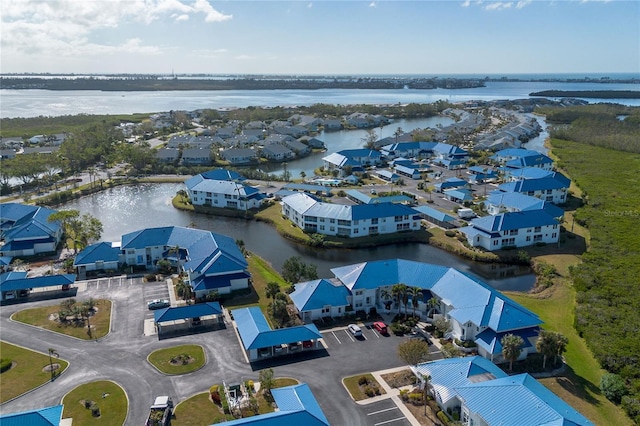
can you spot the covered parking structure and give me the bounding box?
[153,302,223,336]
[0,271,76,302]
[232,306,322,362]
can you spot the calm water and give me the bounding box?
[62,183,535,291]
[2,80,639,118]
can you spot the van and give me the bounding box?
[457,208,475,219]
[348,324,362,337]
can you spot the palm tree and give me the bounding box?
[422,374,432,416]
[379,288,391,311]
[553,333,569,367]
[501,334,524,372]
[48,348,59,381]
[426,297,440,318]
[536,330,557,369]
[401,287,410,319]
[410,287,422,319]
[175,279,192,301]
[391,283,407,315]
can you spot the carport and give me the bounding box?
[232,306,322,362]
[153,302,223,335]
[0,271,76,301]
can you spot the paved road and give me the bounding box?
[0,279,438,425]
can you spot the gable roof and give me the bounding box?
[219,383,329,426]
[232,307,322,350]
[498,173,570,193]
[154,302,222,323]
[290,279,351,311]
[0,271,76,292]
[412,356,506,405]
[455,373,594,426]
[469,210,559,233]
[0,404,63,426]
[73,242,120,267]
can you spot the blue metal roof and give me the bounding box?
[470,210,559,233]
[232,307,321,350]
[330,259,450,291]
[0,404,63,426]
[412,356,506,405]
[505,154,553,169]
[217,383,329,426]
[0,272,76,291]
[154,302,222,323]
[74,242,120,267]
[0,256,12,266]
[506,167,554,180]
[475,327,537,355]
[283,183,332,194]
[485,192,565,218]
[498,173,570,193]
[351,203,417,220]
[290,279,351,311]
[443,188,473,201]
[491,148,540,159]
[413,205,455,223]
[455,373,594,426]
[191,272,250,292]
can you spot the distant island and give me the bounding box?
[0,76,486,91]
[530,90,640,99]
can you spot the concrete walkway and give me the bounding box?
[359,365,422,426]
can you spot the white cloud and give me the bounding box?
[485,2,513,11]
[369,2,377,8]
[461,0,471,7]
[516,0,532,8]
[308,2,313,8]
[1,0,231,67]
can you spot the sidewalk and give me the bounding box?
[358,365,422,426]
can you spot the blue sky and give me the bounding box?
[1,0,639,75]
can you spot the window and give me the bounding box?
[371,218,378,225]
[319,225,325,231]
[534,226,542,232]
[369,226,378,233]
[526,236,531,242]
[493,240,498,246]
[355,290,363,296]
[546,189,553,194]
[552,233,557,238]
[534,235,543,242]
[509,229,518,236]
[353,229,359,234]
[394,215,403,222]
[329,219,335,224]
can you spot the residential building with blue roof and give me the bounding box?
[459,210,560,250]
[413,205,456,228]
[185,169,265,211]
[434,177,468,193]
[497,172,570,204]
[73,241,121,279]
[217,383,329,426]
[443,188,473,204]
[322,149,382,176]
[73,226,248,298]
[290,278,351,322]
[290,259,542,364]
[504,166,554,181]
[232,307,322,361]
[0,404,65,426]
[281,193,420,238]
[411,358,594,425]
[484,191,565,219]
[0,203,62,257]
[490,148,543,163]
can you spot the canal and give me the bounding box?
[63,183,535,292]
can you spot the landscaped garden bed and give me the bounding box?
[342,373,386,401]
[147,345,206,375]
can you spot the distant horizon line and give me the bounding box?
[2,72,639,78]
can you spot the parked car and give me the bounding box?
[288,342,301,351]
[273,344,285,354]
[348,323,362,337]
[191,317,202,326]
[147,299,170,310]
[372,321,388,334]
[302,340,314,349]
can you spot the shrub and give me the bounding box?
[145,273,157,282]
[437,410,450,424]
[399,389,409,401]
[409,393,423,405]
[363,386,375,397]
[0,358,12,373]
[358,376,369,386]
[444,230,456,237]
[601,373,629,404]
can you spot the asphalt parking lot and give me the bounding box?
[360,399,413,426]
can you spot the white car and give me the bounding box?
[147,299,170,310]
[347,323,362,337]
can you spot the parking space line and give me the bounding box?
[331,331,342,344]
[371,329,381,338]
[344,329,355,342]
[374,417,406,426]
[367,407,398,416]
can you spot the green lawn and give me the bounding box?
[61,380,128,426]
[147,345,206,375]
[11,299,112,340]
[0,341,69,403]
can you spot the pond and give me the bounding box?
[62,183,535,292]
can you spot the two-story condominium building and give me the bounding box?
[118,226,249,298]
[290,258,543,364]
[281,193,420,238]
[380,142,469,168]
[497,172,570,204]
[185,171,265,211]
[484,191,564,218]
[491,148,554,170]
[0,203,62,257]
[459,210,560,250]
[322,149,383,176]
